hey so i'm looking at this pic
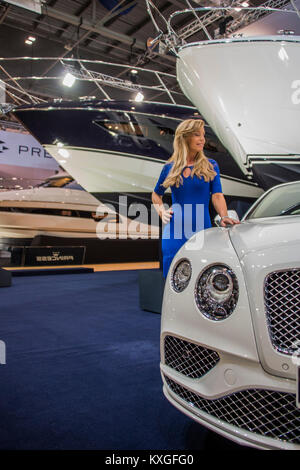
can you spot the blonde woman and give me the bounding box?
[152,119,239,278]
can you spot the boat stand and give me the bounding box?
[0,268,11,287]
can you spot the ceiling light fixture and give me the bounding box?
[62,72,76,87]
[25,35,36,45]
[134,91,144,102]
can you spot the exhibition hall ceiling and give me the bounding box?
[0,0,297,105]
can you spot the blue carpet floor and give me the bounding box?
[0,270,247,450]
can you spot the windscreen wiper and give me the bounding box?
[279,202,300,216]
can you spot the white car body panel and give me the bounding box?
[161,228,259,363]
[229,217,300,380]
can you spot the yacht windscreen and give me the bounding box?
[94,120,174,138]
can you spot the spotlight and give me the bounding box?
[134,92,144,102]
[25,35,36,45]
[63,72,76,87]
[128,69,139,84]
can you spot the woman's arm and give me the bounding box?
[211,193,240,227]
[152,191,173,224]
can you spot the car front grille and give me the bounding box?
[264,269,300,355]
[164,375,300,444]
[163,335,220,379]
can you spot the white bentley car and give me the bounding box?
[160,180,300,450]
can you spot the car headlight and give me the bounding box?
[195,264,239,320]
[171,259,192,293]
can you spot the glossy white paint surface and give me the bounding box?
[229,215,300,259]
[229,216,300,380]
[0,187,100,206]
[177,37,300,173]
[46,145,167,194]
[0,187,158,240]
[45,145,262,198]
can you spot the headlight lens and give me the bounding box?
[171,259,192,293]
[195,264,239,320]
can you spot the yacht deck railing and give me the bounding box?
[146,0,300,53]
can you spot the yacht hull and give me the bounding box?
[45,144,262,212]
[177,36,300,185]
[0,128,59,188]
[13,100,262,218]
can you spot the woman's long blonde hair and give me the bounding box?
[162,119,216,189]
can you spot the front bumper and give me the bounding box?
[161,334,299,450]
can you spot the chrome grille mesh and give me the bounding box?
[264,269,300,355]
[164,335,220,378]
[164,375,300,444]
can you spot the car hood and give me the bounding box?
[229,215,300,260]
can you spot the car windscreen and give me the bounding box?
[245,182,300,219]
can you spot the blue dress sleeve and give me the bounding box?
[209,160,223,194]
[153,164,171,195]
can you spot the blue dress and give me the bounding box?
[154,159,223,277]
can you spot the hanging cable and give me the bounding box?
[145,0,164,33]
[290,0,300,19]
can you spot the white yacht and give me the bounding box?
[0,172,159,265]
[12,99,262,219]
[156,3,300,189]
[177,35,300,189]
